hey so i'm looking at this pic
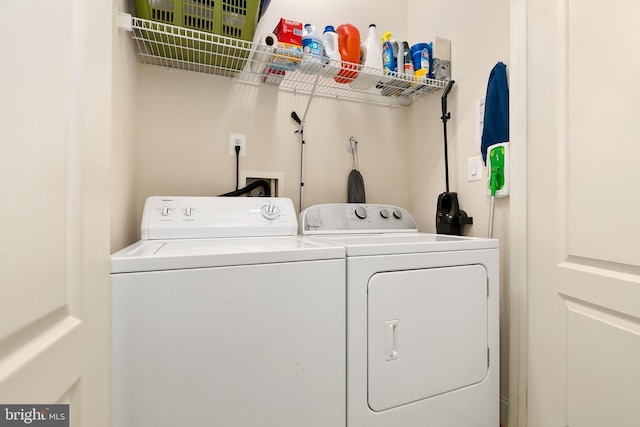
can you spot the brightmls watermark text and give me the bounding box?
[0,405,68,426]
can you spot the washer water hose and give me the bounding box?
[220,179,271,197]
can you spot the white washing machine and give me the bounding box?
[299,203,499,427]
[110,197,346,427]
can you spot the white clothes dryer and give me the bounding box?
[300,203,499,427]
[111,197,346,427]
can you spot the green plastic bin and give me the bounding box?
[136,0,260,41]
[135,0,260,70]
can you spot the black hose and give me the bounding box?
[219,179,271,197]
[234,144,241,191]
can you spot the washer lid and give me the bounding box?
[309,233,498,256]
[111,236,345,273]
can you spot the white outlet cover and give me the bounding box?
[229,133,246,156]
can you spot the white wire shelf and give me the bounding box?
[124,14,447,106]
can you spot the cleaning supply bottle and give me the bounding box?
[300,24,325,73]
[401,41,414,75]
[411,42,432,78]
[390,39,401,72]
[334,23,360,84]
[381,31,395,75]
[322,25,341,77]
[359,24,383,72]
[395,41,403,73]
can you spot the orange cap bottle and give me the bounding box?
[334,24,361,84]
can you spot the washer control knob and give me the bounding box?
[380,209,390,219]
[393,209,403,219]
[184,207,195,216]
[161,206,172,216]
[262,203,280,220]
[355,206,367,220]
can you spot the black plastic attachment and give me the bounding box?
[436,192,473,236]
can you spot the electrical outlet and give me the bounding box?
[229,133,246,157]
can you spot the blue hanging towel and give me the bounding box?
[481,62,509,164]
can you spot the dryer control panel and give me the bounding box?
[299,204,418,234]
[141,196,298,239]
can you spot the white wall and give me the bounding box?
[112,0,140,251]
[130,0,412,226]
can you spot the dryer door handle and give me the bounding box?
[385,320,399,361]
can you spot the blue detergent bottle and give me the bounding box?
[300,24,325,73]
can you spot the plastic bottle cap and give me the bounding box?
[324,25,335,33]
[415,68,428,77]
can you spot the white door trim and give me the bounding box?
[508,0,529,426]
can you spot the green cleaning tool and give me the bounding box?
[487,142,509,237]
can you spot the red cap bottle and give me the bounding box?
[334,24,361,84]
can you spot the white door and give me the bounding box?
[0,1,111,426]
[525,0,640,425]
[367,266,488,412]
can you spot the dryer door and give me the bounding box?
[367,265,488,411]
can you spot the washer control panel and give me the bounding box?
[141,196,297,239]
[299,203,417,234]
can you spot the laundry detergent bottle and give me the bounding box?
[322,25,341,77]
[360,24,383,72]
[300,24,325,73]
[334,23,360,84]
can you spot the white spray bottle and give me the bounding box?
[360,24,383,72]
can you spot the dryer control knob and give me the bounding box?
[355,206,367,220]
[184,207,195,216]
[380,209,390,219]
[393,209,403,219]
[261,203,280,220]
[161,206,172,216]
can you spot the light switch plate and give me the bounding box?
[467,156,483,182]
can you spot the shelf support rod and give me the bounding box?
[301,71,322,124]
[293,71,322,211]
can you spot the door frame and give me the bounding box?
[508,0,529,426]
